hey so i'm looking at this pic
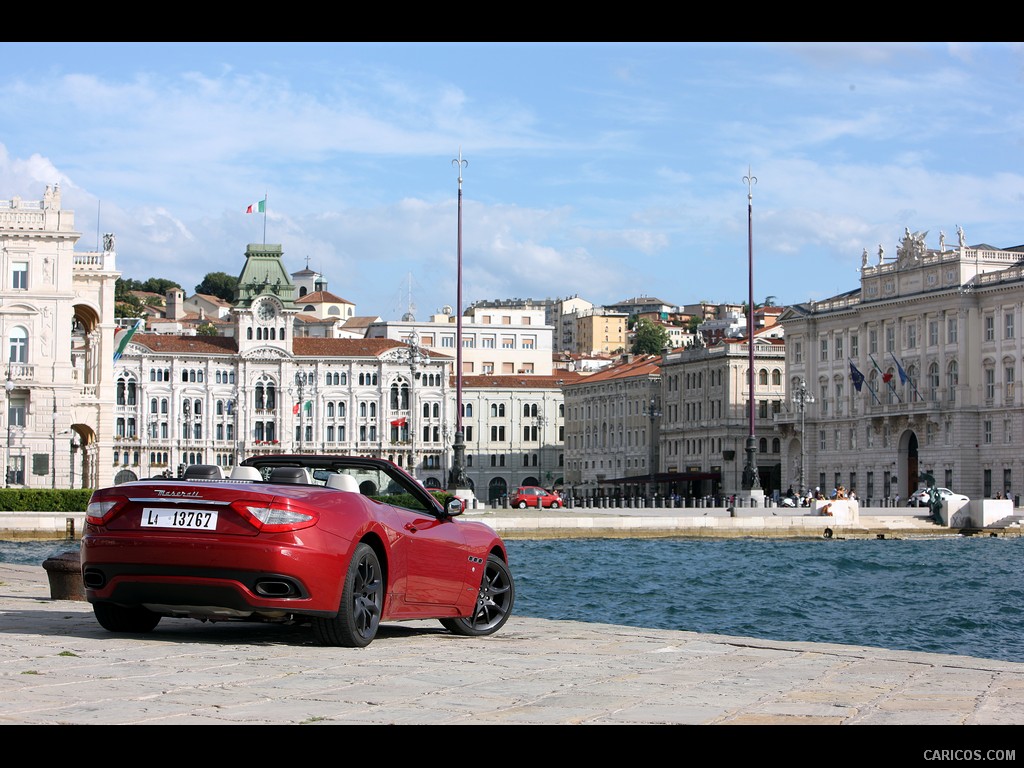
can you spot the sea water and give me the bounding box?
[4,535,1022,663]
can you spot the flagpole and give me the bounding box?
[891,352,921,402]
[262,193,268,244]
[869,354,902,403]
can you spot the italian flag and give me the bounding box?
[113,319,143,363]
[246,200,265,214]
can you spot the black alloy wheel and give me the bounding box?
[440,554,515,637]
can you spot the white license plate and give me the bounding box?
[141,507,218,530]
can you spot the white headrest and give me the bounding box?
[326,473,360,493]
[230,466,263,481]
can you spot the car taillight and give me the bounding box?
[86,497,125,525]
[234,501,318,532]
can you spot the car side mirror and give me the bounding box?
[446,498,464,517]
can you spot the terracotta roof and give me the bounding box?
[129,334,239,355]
[292,337,404,357]
[299,290,353,305]
[191,293,231,306]
[343,316,383,328]
[569,354,661,384]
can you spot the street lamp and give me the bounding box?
[791,379,815,498]
[70,433,80,488]
[532,412,548,487]
[644,397,662,495]
[5,370,13,487]
[295,372,309,452]
[448,148,470,494]
[741,168,762,494]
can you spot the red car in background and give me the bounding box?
[81,455,514,647]
[510,485,562,509]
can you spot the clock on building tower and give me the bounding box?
[256,299,278,322]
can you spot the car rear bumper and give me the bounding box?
[81,529,348,618]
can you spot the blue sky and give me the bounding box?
[1,42,1022,321]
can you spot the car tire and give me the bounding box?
[312,542,383,648]
[517,501,527,509]
[440,554,515,637]
[93,601,161,634]
[550,501,560,509]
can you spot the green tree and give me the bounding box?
[631,318,671,355]
[195,322,218,336]
[140,278,181,295]
[195,271,239,302]
[115,292,145,319]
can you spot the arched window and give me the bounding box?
[772,369,782,386]
[759,369,768,386]
[947,360,959,401]
[9,326,30,363]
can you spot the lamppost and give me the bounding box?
[741,167,762,495]
[448,148,471,494]
[70,433,80,488]
[532,412,548,487]
[791,378,815,498]
[644,397,662,496]
[5,368,13,487]
[227,397,237,467]
[295,372,309,452]
[395,332,424,474]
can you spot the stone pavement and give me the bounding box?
[1,563,1023,728]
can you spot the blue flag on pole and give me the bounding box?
[892,353,908,385]
[849,360,865,392]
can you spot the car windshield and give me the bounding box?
[243,457,442,515]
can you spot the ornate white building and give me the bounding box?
[778,227,1024,503]
[1,186,118,489]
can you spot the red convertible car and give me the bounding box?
[80,455,514,647]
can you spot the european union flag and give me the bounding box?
[849,360,865,392]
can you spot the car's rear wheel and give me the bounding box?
[517,501,527,509]
[313,543,383,648]
[440,554,514,637]
[93,601,161,634]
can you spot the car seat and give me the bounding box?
[183,464,224,480]
[268,466,314,485]
[229,466,263,482]
[326,473,360,493]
